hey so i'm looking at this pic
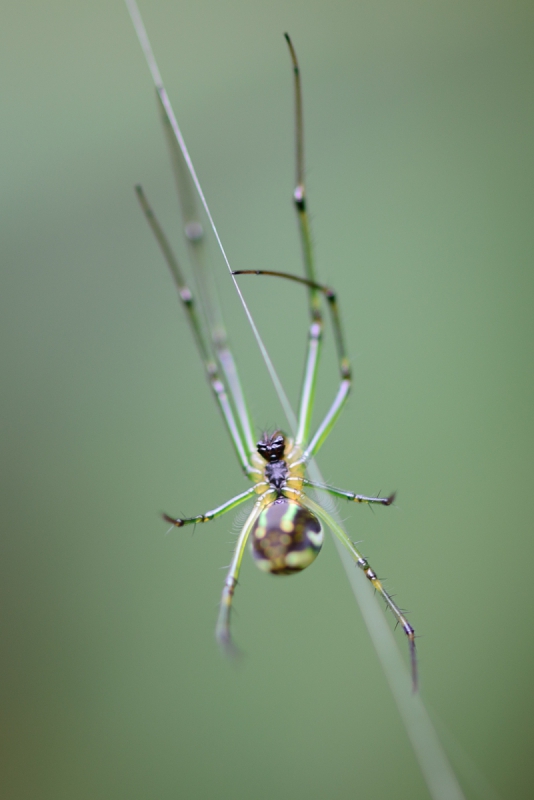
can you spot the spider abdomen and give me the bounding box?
[250,498,323,575]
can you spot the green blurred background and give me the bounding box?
[2,1,533,797]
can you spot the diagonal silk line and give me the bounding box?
[306,457,466,800]
[125,0,297,437]
[124,4,466,798]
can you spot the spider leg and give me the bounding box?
[215,500,264,654]
[231,34,322,451]
[233,39,350,456]
[301,493,417,690]
[286,34,352,452]
[163,487,256,527]
[135,187,255,476]
[303,480,396,507]
[155,90,257,460]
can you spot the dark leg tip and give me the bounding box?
[162,513,183,527]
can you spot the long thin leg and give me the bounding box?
[215,500,264,654]
[303,378,351,460]
[284,35,320,302]
[303,480,395,507]
[135,186,253,476]
[285,35,353,455]
[284,34,327,447]
[162,487,256,527]
[156,93,257,458]
[301,493,417,690]
[233,269,351,456]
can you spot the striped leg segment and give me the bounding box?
[215,500,264,654]
[302,494,417,690]
[163,487,256,528]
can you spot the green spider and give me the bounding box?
[127,5,417,688]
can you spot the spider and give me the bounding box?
[127,5,417,688]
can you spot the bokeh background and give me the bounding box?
[2,1,533,797]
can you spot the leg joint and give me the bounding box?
[162,513,184,526]
[293,185,306,210]
[309,320,322,340]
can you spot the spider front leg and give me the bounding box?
[302,494,417,690]
[285,32,352,456]
[234,36,351,459]
[135,186,255,477]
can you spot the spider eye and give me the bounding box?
[257,432,286,461]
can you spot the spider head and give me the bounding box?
[257,431,286,462]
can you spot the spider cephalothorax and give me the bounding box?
[256,431,290,493]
